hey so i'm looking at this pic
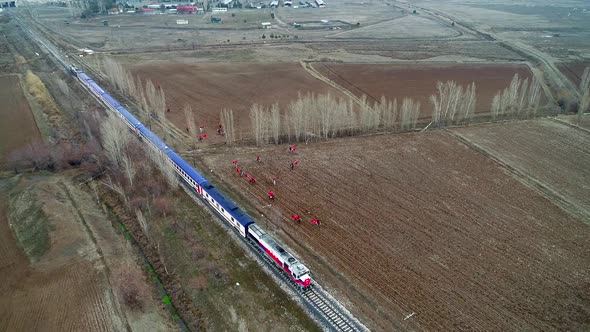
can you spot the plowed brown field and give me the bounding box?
[132,63,344,142]
[452,119,590,220]
[202,131,590,331]
[314,63,533,119]
[0,75,40,160]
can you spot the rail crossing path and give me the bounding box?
[11,11,369,332]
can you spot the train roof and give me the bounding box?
[166,149,208,184]
[78,72,91,82]
[137,125,168,150]
[102,93,121,109]
[114,105,142,127]
[205,185,254,227]
[88,81,104,95]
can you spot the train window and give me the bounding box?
[230,217,234,222]
[221,208,224,213]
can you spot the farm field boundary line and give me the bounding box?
[315,63,379,103]
[446,128,590,223]
[300,61,364,107]
[549,117,590,135]
[325,15,464,41]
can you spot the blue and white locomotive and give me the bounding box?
[70,65,312,288]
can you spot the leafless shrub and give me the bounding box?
[113,262,149,310]
[153,196,173,218]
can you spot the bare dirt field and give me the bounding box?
[200,131,590,331]
[131,62,344,141]
[314,62,534,119]
[452,119,590,220]
[0,75,41,161]
[0,174,173,331]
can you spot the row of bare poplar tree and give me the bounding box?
[102,58,167,122]
[245,73,557,145]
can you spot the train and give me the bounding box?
[69,65,312,288]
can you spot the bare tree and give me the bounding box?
[491,73,542,120]
[100,114,132,168]
[136,209,149,241]
[400,98,420,130]
[113,262,149,310]
[578,67,590,123]
[379,96,398,130]
[184,104,198,142]
[270,103,281,144]
[220,108,236,145]
[250,103,264,145]
[147,147,179,189]
[431,81,477,126]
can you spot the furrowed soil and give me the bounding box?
[131,62,344,142]
[0,173,173,331]
[0,75,41,161]
[314,63,533,119]
[200,131,590,331]
[452,119,590,221]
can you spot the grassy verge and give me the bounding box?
[6,179,52,262]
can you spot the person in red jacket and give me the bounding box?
[291,215,301,223]
[249,177,256,184]
[311,218,321,226]
[256,155,261,162]
[268,190,274,199]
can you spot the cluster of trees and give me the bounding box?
[430,80,476,127]
[491,73,542,120]
[102,58,167,122]
[248,92,424,145]
[244,73,554,146]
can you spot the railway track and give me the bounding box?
[12,10,367,332]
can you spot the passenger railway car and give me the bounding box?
[70,65,312,288]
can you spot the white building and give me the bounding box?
[261,22,272,29]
